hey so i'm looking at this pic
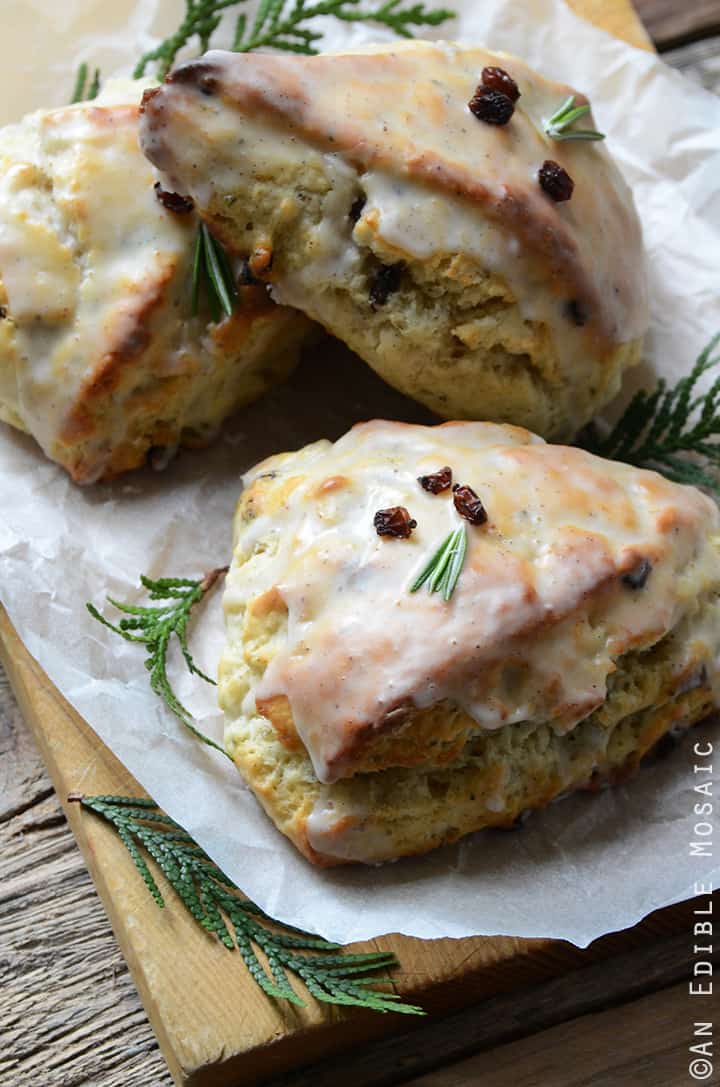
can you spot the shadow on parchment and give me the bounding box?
[74,335,438,513]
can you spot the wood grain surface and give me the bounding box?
[4,607,714,1087]
[566,0,651,47]
[3,638,718,1087]
[0,665,170,1087]
[269,927,720,1087]
[635,0,720,49]
[2,12,720,1087]
[402,982,720,1087]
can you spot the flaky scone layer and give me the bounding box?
[141,42,648,439]
[0,80,310,482]
[218,420,720,865]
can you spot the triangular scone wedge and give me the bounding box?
[141,42,648,440]
[218,420,720,866]
[0,80,311,483]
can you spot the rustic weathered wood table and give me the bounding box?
[2,4,720,1086]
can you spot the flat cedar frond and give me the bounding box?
[87,568,230,758]
[134,0,455,79]
[70,794,424,1015]
[584,332,720,498]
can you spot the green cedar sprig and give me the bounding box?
[70,63,101,104]
[68,794,424,1014]
[134,0,455,79]
[192,223,239,321]
[544,94,605,142]
[87,568,230,758]
[584,332,720,496]
[409,524,467,601]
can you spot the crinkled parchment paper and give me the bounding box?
[1,0,718,947]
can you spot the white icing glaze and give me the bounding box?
[0,81,188,467]
[305,799,397,865]
[226,421,720,785]
[141,41,649,385]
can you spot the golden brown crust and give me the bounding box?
[0,83,311,483]
[140,44,648,439]
[230,678,717,868]
[220,421,720,865]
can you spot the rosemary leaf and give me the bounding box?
[428,529,458,593]
[440,524,467,602]
[545,93,605,142]
[410,525,468,600]
[87,567,231,758]
[70,793,425,1015]
[191,227,203,316]
[551,129,606,143]
[192,225,238,321]
[409,530,454,593]
[202,224,237,318]
[88,67,101,100]
[70,63,102,104]
[583,332,720,498]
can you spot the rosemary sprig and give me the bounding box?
[192,223,239,321]
[545,94,605,142]
[134,0,455,79]
[69,793,423,1014]
[70,63,101,104]
[87,568,230,758]
[584,332,720,496]
[409,524,467,601]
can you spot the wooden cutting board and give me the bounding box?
[2,4,664,1086]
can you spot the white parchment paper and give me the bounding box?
[1,0,718,947]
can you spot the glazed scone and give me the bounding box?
[0,80,311,483]
[219,420,720,866]
[141,42,648,440]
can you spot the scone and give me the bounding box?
[219,420,720,866]
[141,42,648,440]
[0,80,311,483]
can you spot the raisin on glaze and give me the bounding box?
[481,66,520,102]
[453,483,488,524]
[539,160,575,203]
[418,466,453,493]
[374,506,417,538]
[468,86,515,125]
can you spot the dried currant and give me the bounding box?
[468,86,515,126]
[453,484,488,525]
[621,558,652,590]
[369,263,404,308]
[374,507,417,538]
[153,183,195,214]
[349,195,367,224]
[418,466,453,494]
[565,299,588,327]
[538,160,574,203]
[237,259,261,286]
[481,66,520,103]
